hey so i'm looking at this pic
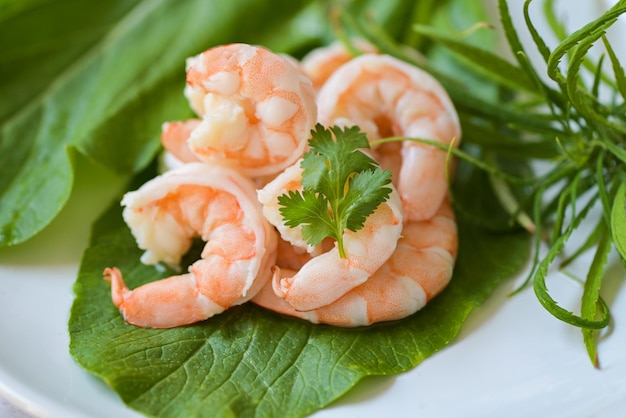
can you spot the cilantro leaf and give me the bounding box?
[279,124,392,258]
[343,169,394,231]
[278,189,336,246]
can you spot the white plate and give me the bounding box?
[1,1,625,417]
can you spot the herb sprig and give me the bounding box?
[278,124,392,259]
[335,0,626,366]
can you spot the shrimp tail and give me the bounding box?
[103,267,130,308]
[103,266,226,329]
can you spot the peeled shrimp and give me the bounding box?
[103,162,277,328]
[257,159,404,311]
[256,159,320,255]
[160,120,202,166]
[172,43,317,177]
[317,53,461,221]
[252,198,457,327]
[300,39,378,91]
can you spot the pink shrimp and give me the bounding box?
[257,159,321,254]
[103,162,277,328]
[300,39,378,91]
[160,120,202,166]
[256,159,404,312]
[168,43,318,177]
[317,53,461,222]
[252,198,457,326]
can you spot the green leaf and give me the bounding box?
[0,0,322,247]
[581,223,612,367]
[602,35,626,99]
[533,189,610,330]
[278,190,335,246]
[412,24,539,94]
[604,137,626,164]
[611,181,626,263]
[69,163,530,418]
[547,0,626,84]
[345,169,394,230]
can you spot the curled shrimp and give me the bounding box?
[252,198,457,326]
[257,159,321,255]
[300,39,378,91]
[256,159,404,312]
[160,120,202,167]
[103,162,277,328]
[317,53,461,221]
[168,43,318,177]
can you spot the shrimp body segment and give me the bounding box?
[104,162,277,328]
[160,120,202,167]
[252,198,457,327]
[181,43,318,177]
[257,160,404,311]
[317,54,461,221]
[257,159,320,255]
[300,39,378,91]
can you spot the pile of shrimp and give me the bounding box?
[103,41,461,329]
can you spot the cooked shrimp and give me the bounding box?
[257,159,404,311]
[103,162,277,328]
[317,53,461,221]
[256,159,321,255]
[160,119,202,165]
[157,120,202,173]
[300,39,378,90]
[252,198,457,326]
[178,43,317,177]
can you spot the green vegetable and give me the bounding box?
[69,160,529,418]
[339,0,626,365]
[0,0,324,247]
[278,124,392,258]
[612,181,626,263]
[7,0,624,415]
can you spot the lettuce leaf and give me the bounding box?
[69,160,529,418]
[0,0,326,247]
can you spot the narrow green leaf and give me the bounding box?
[459,120,559,159]
[503,0,548,75]
[401,0,440,48]
[510,180,546,295]
[549,174,575,241]
[604,138,626,164]
[451,87,564,135]
[591,56,604,102]
[533,192,610,330]
[412,24,539,94]
[547,0,626,84]
[373,136,531,186]
[564,27,626,135]
[560,216,604,269]
[581,224,612,367]
[602,35,626,99]
[595,150,611,225]
[611,181,626,262]
[502,0,568,115]
[505,0,546,65]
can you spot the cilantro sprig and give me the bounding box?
[278,124,392,259]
